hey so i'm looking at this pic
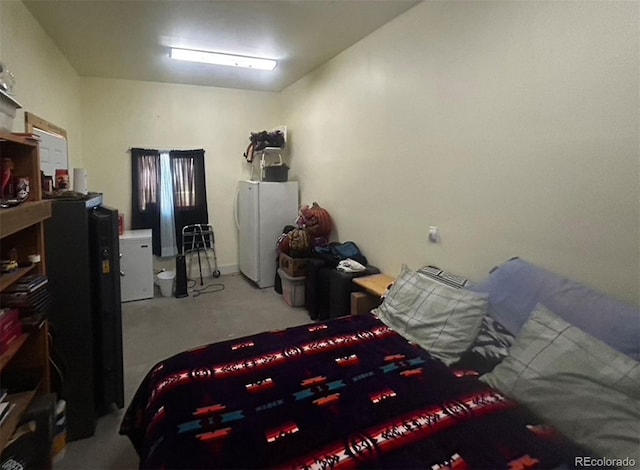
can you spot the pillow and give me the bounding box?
[373,265,488,365]
[417,265,514,368]
[453,316,516,374]
[481,304,640,463]
[416,265,470,289]
[470,258,640,360]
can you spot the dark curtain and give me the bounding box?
[131,148,162,255]
[170,149,209,252]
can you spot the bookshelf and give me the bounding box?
[0,131,51,456]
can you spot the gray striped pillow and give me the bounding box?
[481,304,640,462]
[374,265,488,365]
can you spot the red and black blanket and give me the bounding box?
[120,313,583,469]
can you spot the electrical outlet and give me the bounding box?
[428,226,439,243]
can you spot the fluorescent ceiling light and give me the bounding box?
[170,48,277,71]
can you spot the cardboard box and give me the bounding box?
[350,292,382,315]
[279,253,309,278]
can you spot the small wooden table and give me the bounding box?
[350,273,395,315]
[352,273,395,297]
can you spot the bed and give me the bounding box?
[120,259,640,469]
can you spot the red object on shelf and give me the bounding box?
[0,308,20,335]
[55,169,69,190]
[0,310,23,354]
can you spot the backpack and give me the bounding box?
[313,241,367,267]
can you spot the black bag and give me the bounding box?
[313,241,367,268]
[243,130,285,163]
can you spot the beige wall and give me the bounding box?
[0,0,83,167]
[281,1,640,306]
[80,77,281,271]
[1,0,283,273]
[4,0,639,306]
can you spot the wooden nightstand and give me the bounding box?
[351,273,395,315]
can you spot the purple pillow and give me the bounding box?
[471,258,640,361]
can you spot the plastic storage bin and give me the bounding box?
[278,268,305,307]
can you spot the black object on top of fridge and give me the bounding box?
[45,192,124,441]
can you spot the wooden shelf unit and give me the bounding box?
[0,390,36,451]
[0,334,29,372]
[0,200,51,238]
[0,264,37,292]
[0,131,51,456]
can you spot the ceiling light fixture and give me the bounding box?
[170,48,277,71]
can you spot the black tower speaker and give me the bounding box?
[175,255,188,298]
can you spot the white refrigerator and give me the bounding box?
[237,180,299,288]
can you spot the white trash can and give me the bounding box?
[156,271,176,297]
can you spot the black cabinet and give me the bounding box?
[45,194,123,441]
[305,257,380,320]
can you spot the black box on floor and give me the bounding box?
[305,258,332,320]
[327,266,380,319]
[305,259,380,321]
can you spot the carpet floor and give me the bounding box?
[53,273,312,470]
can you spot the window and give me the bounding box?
[131,148,208,257]
[136,153,159,211]
[172,156,197,209]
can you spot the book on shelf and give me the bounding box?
[0,308,20,333]
[1,288,49,308]
[0,402,15,426]
[1,285,50,325]
[0,329,22,354]
[0,308,23,352]
[4,275,48,294]
[0,401,16,426]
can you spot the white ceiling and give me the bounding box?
[23,0,420,92]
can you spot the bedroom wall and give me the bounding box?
[281,1,640,307]
[80,77,281,271]
[0,0,83,167]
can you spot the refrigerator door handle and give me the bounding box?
[233,186,240,230]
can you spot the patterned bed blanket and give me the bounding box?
[120,313,583,469]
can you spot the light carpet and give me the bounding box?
[54,273,311,470]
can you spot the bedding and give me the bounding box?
[470,258,640,360]
[454,316,516,374]
[481,304,640,467]
[120,313,585,469]
[413,264,516,372]
[374,265,488,365]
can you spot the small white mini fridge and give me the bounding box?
[119,229,154,301]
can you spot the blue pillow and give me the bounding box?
[471,258,640,361]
